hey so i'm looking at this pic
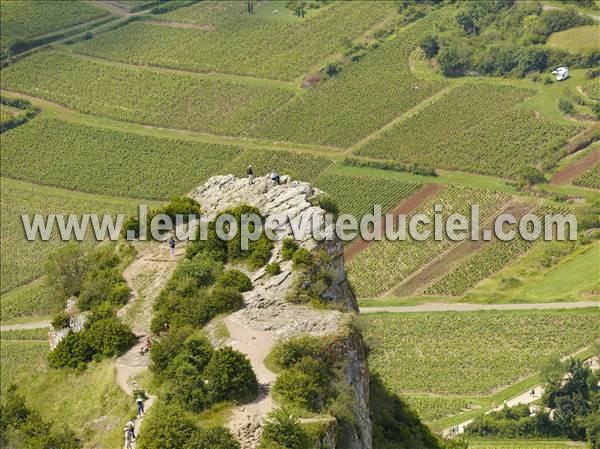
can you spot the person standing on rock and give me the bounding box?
[247,165,254,184]
[136,395,145,418]
[168,236,176,258]
[271,170,281,184]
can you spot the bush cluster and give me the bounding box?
[281,238,300,261]
[258,408,310,449]
[343,156,437,177]
[290,249,335,306]
[150,328,258,412]
[0,387,81,449]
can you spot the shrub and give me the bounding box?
[420,35,439,59]
[269,335,323,370]
[517,166,546,186]
[77,267,130,310]
[311,194,339,216]
[559,98,574,115]
[215,270,253,293]
[48,331,94,368]
[273,357,330,411]
[85,317,135,357]
[150,327,191,374]
[210,287,244,314]
[204,347,259,404]
[281,238,299,260]
[259,408,310,449]
[51,311,70,329]
[136,403,198,449]
[175,255,222,289]
[265,262,281,276]
[45,243,91,300]
[292,248,313,270]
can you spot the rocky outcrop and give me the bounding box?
[48,297,88,350]
[189,175,371,449]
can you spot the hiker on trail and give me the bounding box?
[168,236,176,258]
[124,427,134,449]
[136,395,145,417]
[140,338,151,355]
[247,165,254,184]
[162,322,169,333]
[530,389,535,397]
[271,171,281,185]
[126,419,136,438]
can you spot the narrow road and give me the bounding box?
[360,301,599,314]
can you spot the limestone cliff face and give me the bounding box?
[189,175,371,449]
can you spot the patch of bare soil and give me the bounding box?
[388,199,535,297]
[302,70,324,88]
[345,183,444,261]
[145,20,215,31]
[551,147,600,185]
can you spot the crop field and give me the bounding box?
[0,177,141,293]
[313,172,421,218]
[0,280,60,323]
[468,441,588,449]
[1,116,243,199]
[346,186,509,297]
[0,50,294,135]
[246,12,448,147]
[354,83,581,178]
[572,161,600,189]
[0,1,108,46]
[582,80,600,101]
[223,148,334,183]
[0,327,49,341]
[0,340,48,391]
[73,1,395,81]
[402,395,478,422]
[361,309,600,396]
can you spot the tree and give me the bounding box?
[45,243,91,300]
[437,46,468,76]
[420,35,440,59]
[259,408,309,449]
[204,347,259,404]
[517,166,546,186]
[559,98,574,115]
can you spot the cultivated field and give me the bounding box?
[72,1,396,81]
[0,280,60,323]
[355,83,580,178]
[1,50,295,135]
[572,161,600,189]
[0,177,140,292]
[0,340,48,391]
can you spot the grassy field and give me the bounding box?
[346,186,509,297]
[0,177,142,293]
[354,83,580,178]
[0,340,48,391]
[1,50,295,136]
[72,1,396,81]
[546,25,600,53]
[1,115,244,199]
[361,308,600,396]
[0,0,108,47]
[246,11,448,147]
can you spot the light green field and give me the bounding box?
[0,177,142,293]
[547,25,600,53]
[0,340,48,391]
[0,0,109,47]
[0,279,60,323]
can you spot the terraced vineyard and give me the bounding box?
[73,1,396,81]
[0,177,141,293]
[0,280,59,322]
[246,12,448,147]
[582,79,600,101]
[347,186,509,297]
[223,148,334,183]
[0,340,48,390]
[313,172,421,217]
[361,309,600,396]
[572,161,600,189]
[402,395,478,423]
[1,50,294,135]
[355,83,581,178]
[0,116,243,199]
[0,0,108,47]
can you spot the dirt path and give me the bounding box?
[114,242,182,446]
[389,199,534,297]
[0,320,51,331]
[345,184,444,261]
[224,315,277,447]
[550,147,600,185]
[145,19,215,31]
[360,301,599,314]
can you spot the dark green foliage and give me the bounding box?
[48,314,135,368]
[370,374,443,449]
[311,194,339,216]
[420,35,439,59]
[44,243,91,301]
[281,238,300,261]
[273,357,331,411]
[150,327,193,374]
[291,248,313,270]
[204,347,259,404]
[137,402,239,449]
[77,267,130,310]
[0,387,81,449]
[517,166,546,186]
[269,335,324,370]
[559,98,575,115]
[51,311,70,329]
[259,408,310,449]
[265,262,281,276]
[210,287,244,314]
[215,270,253,293]
[343,156,437,176]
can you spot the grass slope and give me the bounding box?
[546,25,600,53]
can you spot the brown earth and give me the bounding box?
[344,183,444,261]
[388,199,536,297]
[550,147,600,185]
